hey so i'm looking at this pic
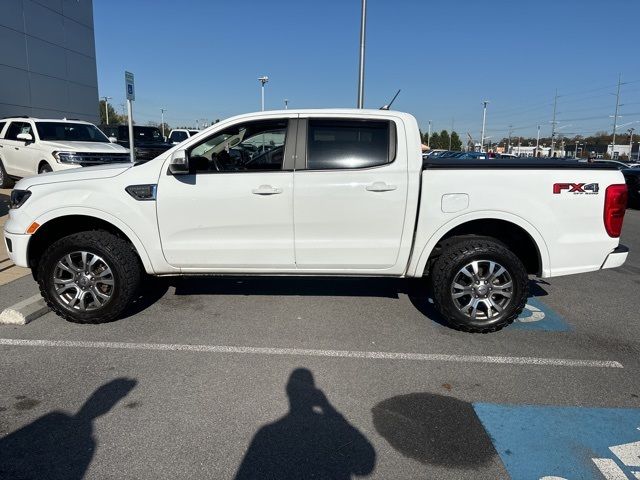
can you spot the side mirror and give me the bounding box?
[168,149,189,175]
[108,136,118,143]
[17,132,33,142]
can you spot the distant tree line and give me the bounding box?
[422,130,463,150]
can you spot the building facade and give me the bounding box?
[0,0,98,122]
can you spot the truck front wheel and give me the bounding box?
[430,237,528,333]
[37,231,141,324]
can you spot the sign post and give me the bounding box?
[125,71,135,163]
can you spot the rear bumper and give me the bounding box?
[601,244,629,270]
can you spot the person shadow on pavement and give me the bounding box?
[0,377,137,480]
[234,368,376,480]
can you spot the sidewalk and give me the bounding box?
[0,189,29,286]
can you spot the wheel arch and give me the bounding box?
[412,212,550,277]
[27,209,154,276]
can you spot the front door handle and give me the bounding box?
[366,181,397,192]
[252,185,283,195]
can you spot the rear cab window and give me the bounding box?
[305,119,395,170]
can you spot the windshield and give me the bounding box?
[36,122,110,143]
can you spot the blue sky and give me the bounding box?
[94,0,640,140]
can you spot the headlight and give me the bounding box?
[52,151,82,164]
[10,190,31,209]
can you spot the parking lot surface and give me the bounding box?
[1,210,639,479]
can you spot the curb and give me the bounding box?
[0,294,50,325]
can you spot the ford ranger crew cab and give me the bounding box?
[3,109,629,332]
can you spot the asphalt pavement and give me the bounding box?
[1,210,639,479]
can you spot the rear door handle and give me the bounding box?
[252,185,283,195]
[366,181,397,192]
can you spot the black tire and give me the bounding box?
[0,158,14,188]
[37,231,142,324]
[38,163,53,174]
[429,236,528,333]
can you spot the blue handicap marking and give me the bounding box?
[473,403,640,479]
[511,297,571,332]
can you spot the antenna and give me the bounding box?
[380,89,401,110]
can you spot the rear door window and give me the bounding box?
[0,121,6,137]
[306,120,392,170]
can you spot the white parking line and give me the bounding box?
[0,338,623,368]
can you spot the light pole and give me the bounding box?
[575,140,579,158]
[628,128,635,160]
[102,96,112,124]
[610,73,623,159]
[258,76,269,111]
[357,0,367,108]
[160,108,166,138]
[284,99,288,110]
[535,125,540,157]
[480,100,489,152]
[427,120,431,148]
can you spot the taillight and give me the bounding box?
[603,184,627,237]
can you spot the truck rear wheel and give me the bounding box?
[430,237,528,333]
[37,231,141,324]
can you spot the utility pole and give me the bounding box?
[611,73,623,159]
[480,100,489,152]
[550,89,558,157]
[160,108,166,137]
[258,76,269,111]
[427,120,431,148]
[357,0,367,108]
[101,96,112,124]
[536,125,540,157]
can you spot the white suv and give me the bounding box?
[167,128,200,145]
[0,117,130,188]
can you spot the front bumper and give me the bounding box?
[601,244,629,270]
[2,229,29,268]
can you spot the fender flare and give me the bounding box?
[33,206,155,274]
[410,210,551,278]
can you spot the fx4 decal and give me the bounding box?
[553,183,599,194]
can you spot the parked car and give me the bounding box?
[3,109,629,333]
[167,129,200,145]
[588,160,640,209]
[100,125,173,162]
[0,117,130,187]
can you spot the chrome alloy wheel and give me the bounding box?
[450,260,513,321]
[52,251,115,311]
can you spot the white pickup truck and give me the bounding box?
[3,109,630,332]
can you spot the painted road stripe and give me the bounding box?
[0,338,623,368]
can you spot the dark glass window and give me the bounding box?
[170,131,189,143]
[188,119,287,173]
[307,120,391,170]
[5,122,33,140]
[36,122,109,142]
[0,122,6,137]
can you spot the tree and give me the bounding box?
[439,130,450,150]
[450,131,462,151]
[430,131,441,149]
[98,100,125,126]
